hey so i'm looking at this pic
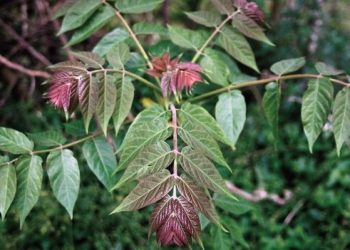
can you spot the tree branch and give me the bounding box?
[0,54,50,78]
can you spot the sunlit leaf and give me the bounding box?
[168,25,209,50]
[0,127,33,154]
[107,43,131,69]
[270,57,305,76]
[115,0,164,14]
[27,131,66,148]
[133,22,168,36]
[0,159,16,221]
[93,28,130,57]
[185,11,221,27]
[315,62,344,76]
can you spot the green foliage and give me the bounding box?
[115,0,164,14]
[0,128,33,154]
[270,57,306,76]
[168,25,209,50]
[185,11,221,27]
[0,158,16,220]
[263,82,281,143]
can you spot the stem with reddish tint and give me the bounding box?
[170,103,178,177]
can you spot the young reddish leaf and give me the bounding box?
[111,170,175,213]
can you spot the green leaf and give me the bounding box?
[47,150,80,219]
[179,147,235,200]
[209,0,235,15]
[97,75,117,135]
[107,43,131,69]
[224,216,249,249]
[214,195,253,215]
[0,162,16,220]
[133,22,168,36]
[67,5,114,46]
[315,62,344,76]
[27,131,66,147]
[0,127,33,154]
[232,12,274,46]
[115,0,163,14]
[58,0,101,34]
[117,105,171,171]
[262,82,281,143]
[113,77,134,135]
[168,25,209,50]
[200,48,230,86]
[111,170,174,213]
[215,91,246,146]
[270,57,306,76]
[211,225,232,250]
[82,137,116,190]
[78,74,99,133]
[185,11,221,27]
[218,27,259,72]
[333,87,350,155]
[178,121,231,171]
[64,120,86,136]
[179,103,233,148]
[301,78,334,153]
[93,28,130,57]
[115,142,174,189]
[176,175,221,225]
[72,51,105,69]
[15,155,43,228]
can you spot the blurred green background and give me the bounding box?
[0,0,350,249]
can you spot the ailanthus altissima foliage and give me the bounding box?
[1,0,350,248]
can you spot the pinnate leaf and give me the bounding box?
[93,28,129,57]
[262,82,281,143]
[0,127,33,154]
[301,78,334,153]
[115,142,174,189]
[315,62,344,76]
[115,0,164,14]
[214,195,253,216]
[333,87,350,155]
[71,51,105,69]
[270,57,305,76]
[218,27,259,72]
[178,147,235,200]
[168,25,209,50]
[210,0,235,15]
[133,22,168,36]
[58,0,101,34]
[112,76,134,135]
[111,170,175,213]
[232,12,274,46]
[97,74,117,135]
[107,43,131,69]
[82,137,117,190]
[27,131,66,147]
[47,149,80,219]
[179,103,233,148]
[0,160,16,220]
[15,155,43,228]
[185,11,221,27]
[215,90,246,146]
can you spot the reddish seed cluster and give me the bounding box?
[147,53,203,97]
[150,196,200,246]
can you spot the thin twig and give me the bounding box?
[0,54,50,78]
[0,18,51,65]
[284,200,305,224]
[225,181,293,205]
[189,73,350,102]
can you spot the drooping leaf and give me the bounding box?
[0,161,16,220]
[185,11,222,27]
[178,122,230,171]
[262,82,281,143]
[224,216,249,249]
[111,170,174,213]
[333,87,350,155]
[200,48,230,86]
[232,12,274,46]
[58,0,102,34]
[218,27,259,72]
[168,25,209,50]
[301,78,334,153]
[107,43,131,69]
[117,105,171,171]
[67,5,114,46]
[82,137,116,190]
[15,155,43,228]
[113,76,134,135]
[270,57,306,76]
[210,224,232,250]
[0,127,33,154]
[178,147,235,200]
[115,142,174,189]
[176,175,221,225]
[214,195,254,216]
[179,103,233,148]
[215,90,246,146]
[315,62,344,76]
[115,0,164,14]
[47,149,80,219]
[78,74,99,132]
[97,74,117,135]
[93,28,130,57]
[71,52,105,69]
[133,22,168,36]
[27,131,66,148]
[210,0,235,15]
